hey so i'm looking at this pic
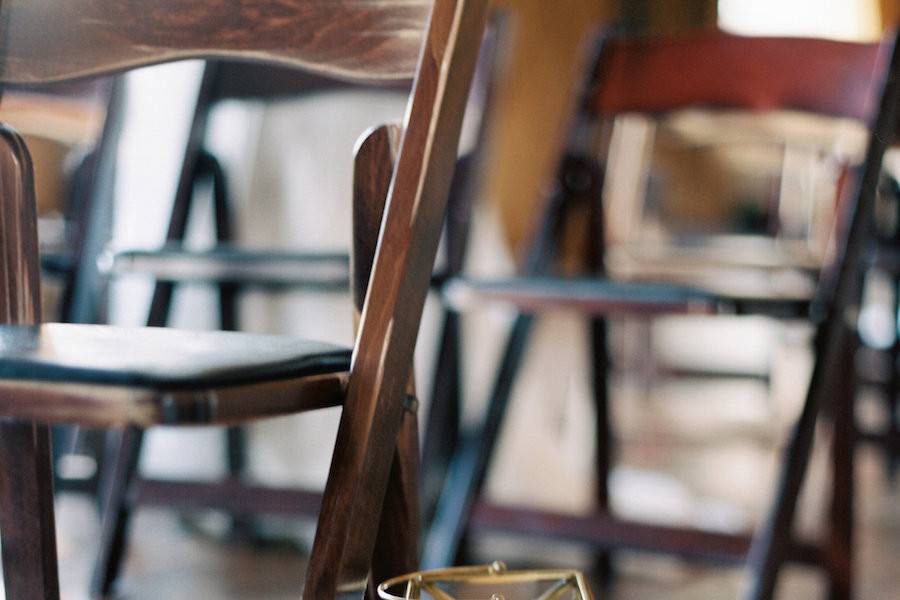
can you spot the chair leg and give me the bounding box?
[91,426,143,597]
[367,397,421,599]
[422,314,535,569]
[0,421,61,600]
[744,323,853,600]
[886,277,900,482]
[827,335,857,600]
[421,311,462,524]
[589,316,614,583]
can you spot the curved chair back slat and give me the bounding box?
[0,0,431,85]
[0,126,40,325]
[592,31,891,122]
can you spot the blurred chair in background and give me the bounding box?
[425,30,899,600]
[94,61,371,575]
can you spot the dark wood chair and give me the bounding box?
[858,171,900,479]
[83,61,389,577]
[423,31,900,600]
[90,56,488,588]
[0,1,490,599]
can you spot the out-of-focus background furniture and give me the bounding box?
[94,63,364,583]
[425,29,898,600]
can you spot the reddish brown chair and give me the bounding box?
[425,30,900,600]
[0,0,490,598]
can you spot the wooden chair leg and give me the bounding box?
[367,396,421,598]
[304,121,402,597]
[745,317,857,600]
[91,426,143,597]
[422,314,535,569]
[589,316,613,583]
[304,0,487,590]
[827,334,857,600]
[0,421,61,600]
[886,277,900,482]
[421,311,462,523]
[0,126,60,600]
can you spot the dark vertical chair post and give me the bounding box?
[422,175,576,568]
[303,0,490,593]
[0,126,61,599]
[349,122,422,595]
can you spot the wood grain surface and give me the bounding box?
[0,0,431,84]
[303,0,488,594]
[593,32,888,121]
[0,124,62,600]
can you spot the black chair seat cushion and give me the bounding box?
[0,324,351,390]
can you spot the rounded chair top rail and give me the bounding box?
[592,31,895,122]
[0,0,433,86]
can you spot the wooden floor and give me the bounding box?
[25,416,897,600]
[31,440,897,599]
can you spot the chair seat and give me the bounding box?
[105,245,350,290]
[0,324,351,426]
[443,276,812,318]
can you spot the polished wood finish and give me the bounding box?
[0,371,347,427]
[0,125,61,600]
[0,126,41,324]
[592,32,888,120]
[304,0,488,593]
[350,123,421,597]
[0,0,431,85]
[352,124,402,311]
[0,0,488,596]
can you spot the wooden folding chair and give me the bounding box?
[425,31,900,600]
[0,0,490,598]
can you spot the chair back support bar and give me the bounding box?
[592,31,889,121]
[0,0,431,85]
[304,0,488,593]
[0,126,40,325]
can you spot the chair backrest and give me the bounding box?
[0,125,40,325]
[0,0,431,85]
[591,31,889,122]
[590,31,897,263]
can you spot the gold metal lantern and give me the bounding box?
[377,561,595,600]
